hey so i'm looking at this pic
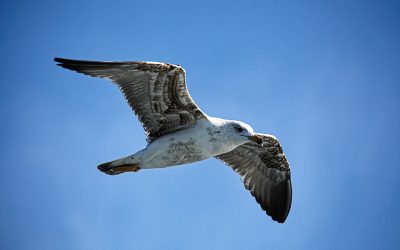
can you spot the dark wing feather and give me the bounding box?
[216,133,292,223]
[54,57,207,142]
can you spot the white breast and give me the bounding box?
[137,117,241,169]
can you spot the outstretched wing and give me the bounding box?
[215,133,292,223]
[54,57,207,142]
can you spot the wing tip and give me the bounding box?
[271,178,292,223]
[54,57,65,63]
[53,57,83,71]
[54,57,67,67]
[54,57,82,66]
[53,57,115,74]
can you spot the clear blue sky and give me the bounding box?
[1,0,399,249]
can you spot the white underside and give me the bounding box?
[117,117,250,169]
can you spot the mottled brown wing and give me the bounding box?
[54,57,207,142]
[216,133,292,223]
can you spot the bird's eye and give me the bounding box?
[235,126,244,133]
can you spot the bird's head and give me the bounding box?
[228,121,263,145]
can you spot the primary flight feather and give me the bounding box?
[54,57,292,223]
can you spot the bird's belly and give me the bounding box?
[139,128,211,169]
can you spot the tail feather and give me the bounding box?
[97,161,140,175]
[97,161,114,174]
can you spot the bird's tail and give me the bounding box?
[97,156,141,175]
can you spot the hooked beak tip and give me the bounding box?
[247,135,263,145]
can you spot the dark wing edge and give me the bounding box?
[215,133,292,223]
[54,57,207,142]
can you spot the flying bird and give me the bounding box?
[54,57,292,223]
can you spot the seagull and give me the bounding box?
[54,57,292,223]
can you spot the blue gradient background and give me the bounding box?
[1,0,399,249]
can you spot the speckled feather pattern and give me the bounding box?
[54,58,206,143]
[216,134,292,223]
[54,57,292,223]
